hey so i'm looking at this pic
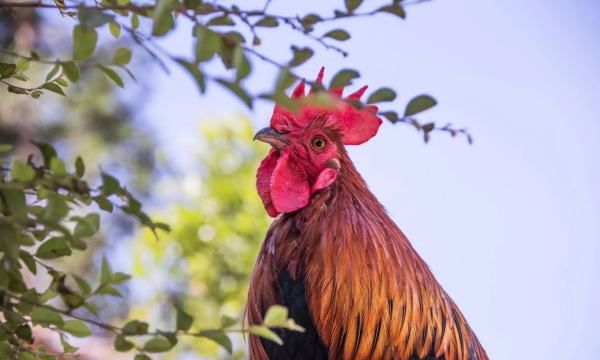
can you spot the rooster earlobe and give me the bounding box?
[270,148,311,214]
[311,167,338,193]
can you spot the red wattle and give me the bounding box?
[256,149,280,217]
[270,148,310,214]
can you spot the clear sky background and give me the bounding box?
[137,0,600,358]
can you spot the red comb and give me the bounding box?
[269,67,382,145]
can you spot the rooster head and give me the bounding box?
[254,67,382,217]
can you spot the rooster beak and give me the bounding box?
[253,127,290,149]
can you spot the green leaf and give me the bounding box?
[43,192,69,222]
[96,285,123,297]
[345,0,363,12]
[195,27,222,62]
[196,330,232,354]
[61,61,80,82]
[2,189,27,219]
[175,305,193,331]
[113,47,132,65]
[7,85,28,95]
[55,77,68,87]
[404,94,437,116]
[20,233,35,246]
[122,320,149,335]
[109,21,121,38]
[0,63,16,78]
[301,14,322,26]
[73,25,98,60]
[111,272,131,284]
[131,13,140,29]
[380,110,399,123]
[45,63,60,82]
[41,82,65,96]
[255,16,279,27]
[101,173,120,195]
[94,196,114,212]
[134,355,151,360]
[73,275,91,295]
[207,15,235,26]
[49,157,67,176]
[249,326,283,345]
[114,335,134,352]
[98,65,124,88]
[367,88,396,104]
[31,141,57,167]
[152,222,171,232]
[20,251,37,274]
[73,213,100,238]
[289,46,314,67]
[216,79,252,108]
[379,4,406,19]
[282,318,305,332]
[16,58,30,72]
[100,256,111,284]
[143,336,176,353]
[263,305,288,326]
[60,332,78,353]
[10,159,35,181]
[75,156,85,177]
[323,29,350,41]
[329,69,360,89]
[83,302,98,316]
[30,90,43,99]
[15,324,33,343]
[152,0,176,36]
[12,73,29,82]
[62,294,85,310]
[176,59,205,93]
[220,315,237,328]
[233,46,250,81]
[36,237,71,259]
[62,320,92,338]
[31,307,64,326]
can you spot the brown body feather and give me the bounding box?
[246,147,487,360]
[247,135,487,360]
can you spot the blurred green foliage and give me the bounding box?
[0,0,472,143]
[0,142,168,359]
[132,117,270,358]
[0,120,302,359]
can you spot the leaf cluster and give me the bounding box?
[0,139,302,358]
[0,0,470,143]
[0,142,165,358]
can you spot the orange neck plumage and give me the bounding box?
[246,149,487,360]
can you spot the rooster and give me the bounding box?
[246,68,487,360]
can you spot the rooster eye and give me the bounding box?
[311,136,326,151]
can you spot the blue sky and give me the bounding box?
[138,0,600,358]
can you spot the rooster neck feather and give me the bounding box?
[246,150,487,360]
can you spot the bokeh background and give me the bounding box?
[1,0,599,359]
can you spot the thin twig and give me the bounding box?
[123,26,171,74]
[0,49,57,64]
